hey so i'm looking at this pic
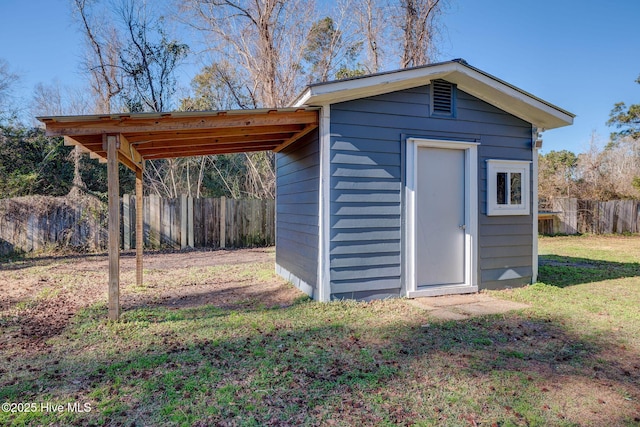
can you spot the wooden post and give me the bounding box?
[136,165,144,287]
[150,194,160,248]
[220,196,226,249]
[180,194,187,249]
[162,197,171,247]
[188,196,194,248]
[123,194,131,251]
[106,134,120,321]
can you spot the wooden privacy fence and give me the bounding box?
[577,199,640,234]
[539,198,640,235]
[0,195,107,255]
[123,195,275,250]
[0,195,274,254]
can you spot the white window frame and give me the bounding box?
[486,159,531,216]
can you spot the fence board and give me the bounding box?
[193,198,202,247]
[205,197,213,247]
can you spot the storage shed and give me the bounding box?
[38,59,574,319]
[275,59,574,301]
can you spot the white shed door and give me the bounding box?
[416,146,466,286]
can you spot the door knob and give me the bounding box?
[459,224,466,229]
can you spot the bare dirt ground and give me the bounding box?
[0,248,302,353]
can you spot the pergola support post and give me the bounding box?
[106,134,120,321]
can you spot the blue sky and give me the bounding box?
[1,0,639,154]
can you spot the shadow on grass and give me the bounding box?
[539,254,640,287]
[1,301,639,426]
[120,285,310,321]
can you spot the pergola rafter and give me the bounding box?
[38,108,319,320]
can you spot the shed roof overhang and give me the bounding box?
[292,59,574,130]
[38,107,320,171]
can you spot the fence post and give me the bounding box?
[188,196,194,248]
[220,196,226,249]
[27,213,35,252]
[149,194,160,248]
[553,198,578,235]
[123,194,131,250]
[180,194,187,249]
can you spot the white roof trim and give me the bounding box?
[292,61,574,130]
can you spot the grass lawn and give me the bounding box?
[1,237,639,426]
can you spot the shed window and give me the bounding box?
[430,79,455,117]
[487,159,530,215]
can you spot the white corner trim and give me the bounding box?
[316,104,331,302]
[532,128,540,283]
[276,263,315,299]
[291,89,311,108]
[405,138,479,296]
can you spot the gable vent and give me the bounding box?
[431,79,454,116]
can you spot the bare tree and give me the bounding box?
[117,0,189,112]
[73,0,124,113]
[182,0,313,107]
[31,81,92,118]
[73,0,190,198]
[31,81,94,197]
[178,0,315,199]
[576,134,640,200]
[538,149,578,202]
[0,59,19,121]
[178,61,275,199]
[349,0,388,73]
[179,60,254,111]
[397,0,445,68]
[74,0,188,113]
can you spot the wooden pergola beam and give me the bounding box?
[134,133,296,152]
[64,136,90,153]
[81,141,285,162]
[137,139,285,156]
[273,124,318,153]
[142,144,279,159]
[100,133,144,173]
[118,134,143,170]
[117,152,138,173]
[123,124,306,144]
[44,110,318,137]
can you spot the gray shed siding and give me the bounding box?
[329,84,533,298]
[275,130,320,295]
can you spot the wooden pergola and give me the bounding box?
[38,108,319,320]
